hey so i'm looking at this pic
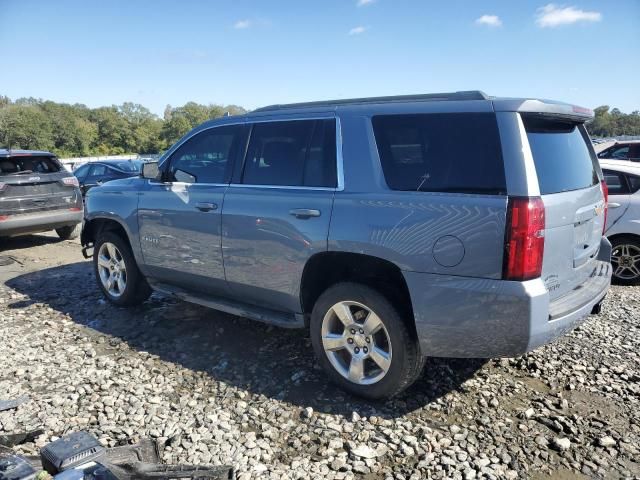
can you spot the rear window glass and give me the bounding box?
[112,161,142,173]
[523,116,599,194]
[0,155,61,175]
[372,113,506,194]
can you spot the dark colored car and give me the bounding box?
[597,141,640,162]
[0,149,83,239]
[73,160,142,195]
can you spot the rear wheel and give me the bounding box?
[56,224,81,240]
[610,236,640,285]
[310,282,423,399]
[94,231,151,306]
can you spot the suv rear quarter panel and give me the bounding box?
[328,108,508,279]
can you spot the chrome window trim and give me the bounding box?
[146,180,229,188]
[159,114,345,192]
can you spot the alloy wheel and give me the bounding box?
[97,242,127,297]
[611,243,640,281]
[321,300,392,385]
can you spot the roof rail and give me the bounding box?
[253,91,489,113]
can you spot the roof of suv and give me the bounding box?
[208,91,593,124]
[0,149,55,158]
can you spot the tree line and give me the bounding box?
[1,95,638,157]
[0,95,245,158]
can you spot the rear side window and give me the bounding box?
[602,170,628,195]
[0,155,61,175]
[242,119,337,187]
[372,113,506,194]
[524,116,598,194]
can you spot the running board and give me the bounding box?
[149,282,305,329]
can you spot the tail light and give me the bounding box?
[61,176,79,187]
[503,197,546,281]
[601,179,608,234]
[0,215,8,221]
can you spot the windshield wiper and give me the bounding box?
[7,170,34,176]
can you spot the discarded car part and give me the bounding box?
[0,452,37,480]
[104,439,160,465]
[103,462,236,480]
[0,431,44,448]
[40,432,105,474]
[0,397,28,413]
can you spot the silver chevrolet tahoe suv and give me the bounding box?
[81,91,611,399]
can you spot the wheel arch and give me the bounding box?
[299,251,417,337]
[82,216,136,260]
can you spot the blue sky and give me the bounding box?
[1,0,638,115]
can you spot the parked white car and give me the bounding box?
[601,159,640,284]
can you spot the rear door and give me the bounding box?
[221,117,337,313]
[0,155,79,214]
[523,115,605,300]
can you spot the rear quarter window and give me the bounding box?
[523,116,599,194]
[372,113,506,194]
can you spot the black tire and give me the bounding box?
[93,231,152,306]
[610,235,640,286]
[56,224,81,240]
[310,282,423,400]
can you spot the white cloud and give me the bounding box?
[535,4,602,28]
[475,14,502,27]
[357,0,375,6]
[349,26,368,35]
[234,19,251,29]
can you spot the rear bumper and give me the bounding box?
[405,238,612,358]
[0,209,83,237]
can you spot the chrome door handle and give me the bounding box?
[289,208,321,219]
[195,202,218,212]
[608,202,622,209]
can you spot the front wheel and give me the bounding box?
[611,236,640,285]
[310,282,423,400]
[93,231,151,306]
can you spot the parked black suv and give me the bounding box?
[597,141,640,161]
[0,149,83,239]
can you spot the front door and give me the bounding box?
[138,123,247,296]
[222,117,338,312]
[602,169,631,231]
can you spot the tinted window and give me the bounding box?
[112,161,141,173]
[523,116,598,194]
[630,144,640,160]
[90,164,107,177]
[372,113,506,194]
[606,145,630,160]
[628,175,640,193]
[602,170,628,195]
[242,119,337,187]
[168,125,244,184]
[0,155,60,175]
[73,164,90,180]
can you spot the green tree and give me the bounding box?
[0,104,54,151]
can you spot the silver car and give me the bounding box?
[601,159,640,284]
[81,91,611,399]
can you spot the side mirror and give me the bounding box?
[141,162,160,180]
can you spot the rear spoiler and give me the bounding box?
[493,98,593,122]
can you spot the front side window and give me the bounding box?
[89,164,107,177]
[167,125,244,184]
[372,113,506,194]
[242,119,337,187]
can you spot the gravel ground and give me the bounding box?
[0,234,639,479]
